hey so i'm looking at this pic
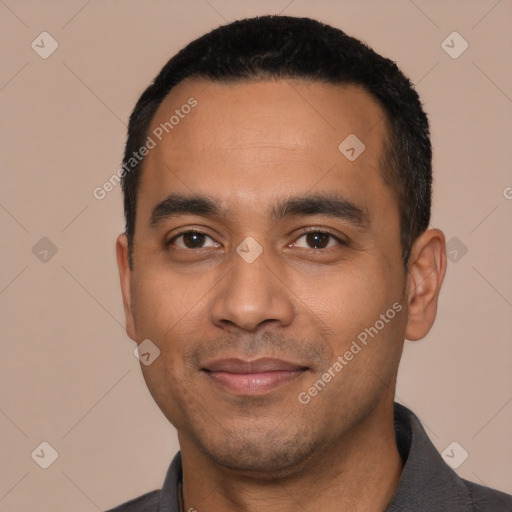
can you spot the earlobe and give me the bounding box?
[116,233,137,341]
[404,228,447,341]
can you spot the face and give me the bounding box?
[118,78,411,475]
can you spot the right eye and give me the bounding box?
[167,230,221,250]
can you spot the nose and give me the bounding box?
[210,241,295,332]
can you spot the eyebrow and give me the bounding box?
[150,192,370,230]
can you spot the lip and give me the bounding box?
[203,357,308,396]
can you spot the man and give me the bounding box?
[110,15,511,512]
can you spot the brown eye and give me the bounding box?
[168,231,219,250]
[293,230,343,250]
[305,232,330,249]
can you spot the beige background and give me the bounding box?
[1,0,511,510]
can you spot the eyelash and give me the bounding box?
[166,228,345,251]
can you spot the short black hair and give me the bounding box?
[122,15,432,269]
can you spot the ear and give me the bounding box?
[116,233,137,341]
[404,228,447,341]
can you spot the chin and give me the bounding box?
[197,423,323,477]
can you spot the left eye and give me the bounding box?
[293,231,342,250]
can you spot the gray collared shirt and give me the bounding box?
[106,403,512,511]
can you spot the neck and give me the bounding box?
[178,397,403,512]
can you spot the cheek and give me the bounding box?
[300,259,405,366]
[139,352,192,430]
[133,271,205,418]
[131,271,208,392]
[308,280,405,409]
[132,267,210,340]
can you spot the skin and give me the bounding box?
[116,78,447,512]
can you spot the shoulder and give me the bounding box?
[391,403,512,511]
[463,479,512,511]
[103,489,161,512]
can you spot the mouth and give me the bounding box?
[202,357,308,396]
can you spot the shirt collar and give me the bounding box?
[386,402,472,511]
[159,450,182,512]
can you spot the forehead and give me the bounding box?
[139,77,394,221]
[149,77,387,155]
